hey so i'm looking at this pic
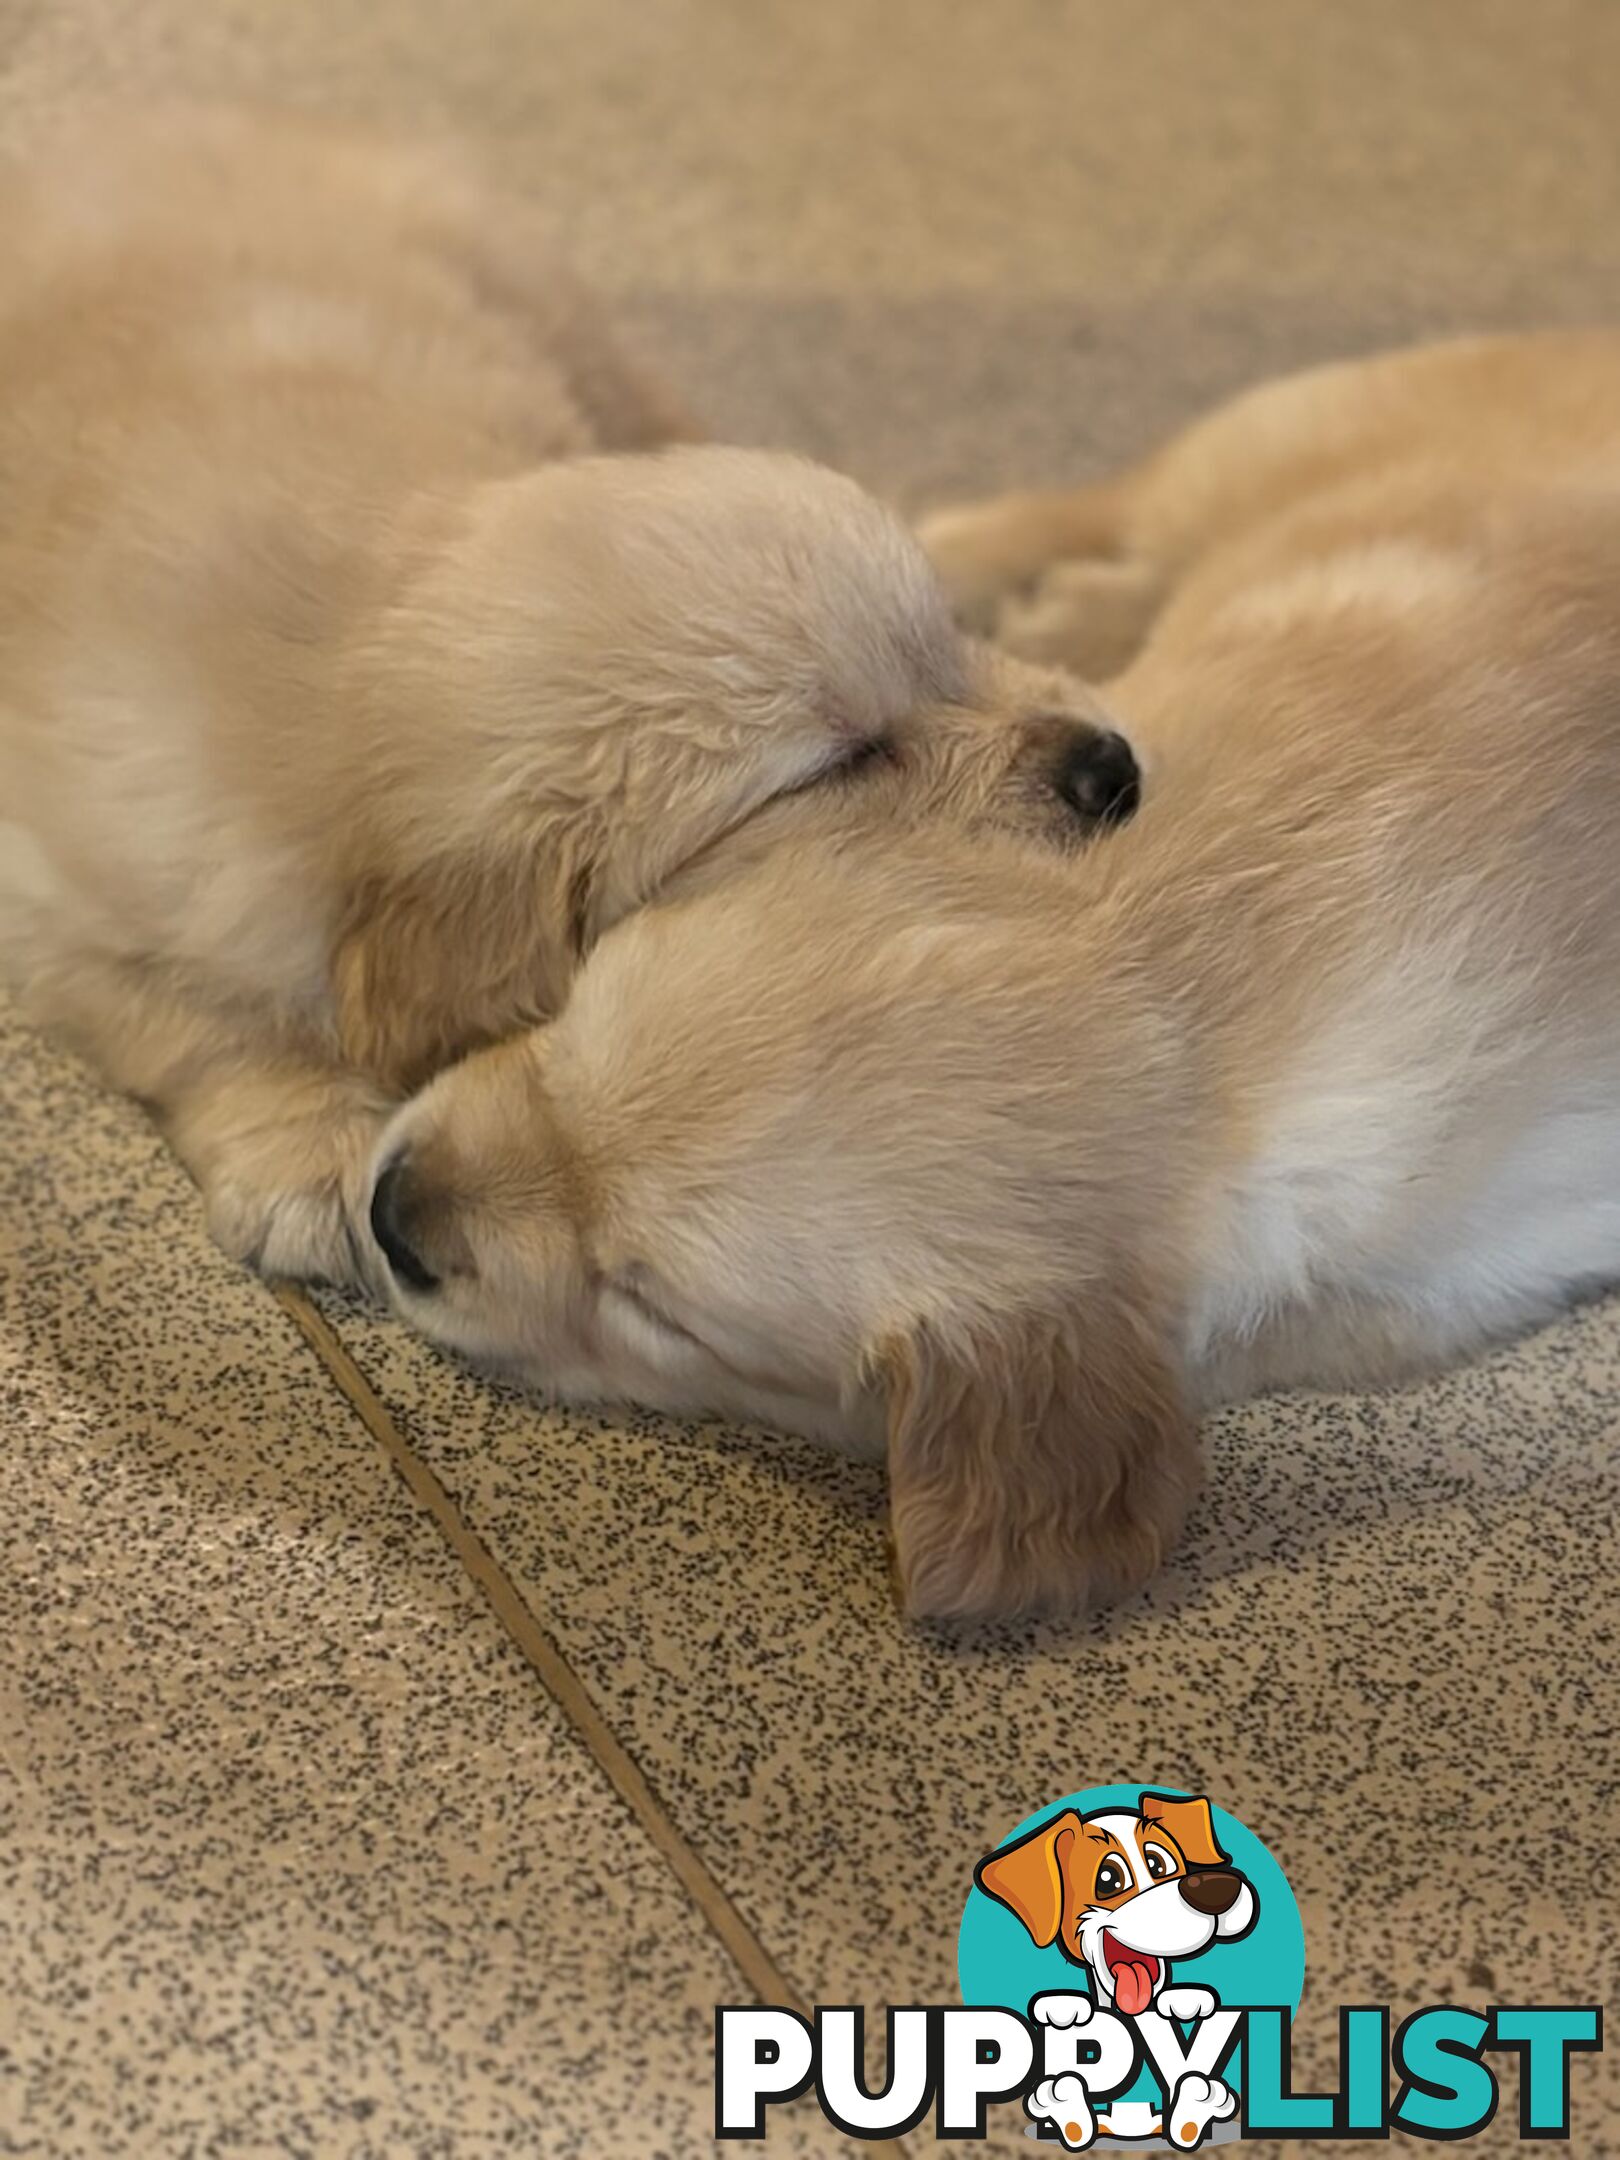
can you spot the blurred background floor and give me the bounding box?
[1,4,1617,2154]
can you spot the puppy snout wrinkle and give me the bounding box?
[1179,1868,1243,1917]
[370,1155,440,1293]
[1054,727,1140,828]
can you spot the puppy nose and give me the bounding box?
[1053,727,1140,828]
[369,1155,440,1293]
[1180,1868,1243,1917]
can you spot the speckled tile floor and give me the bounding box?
[3,3,1619,2155]
[0,1010,869,2159]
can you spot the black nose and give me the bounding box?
[1054,728,1140,828]
[369,1156,440,1293]
[1181,1868,1244,1917]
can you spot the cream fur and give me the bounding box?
[373,331,1620,1619]
[0,109,1121,1280]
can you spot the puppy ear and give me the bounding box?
[1139,1794,1230,1871]
[870,1294,1198,1624]
[330,851,578,1094]
[974,1810,1084,1949]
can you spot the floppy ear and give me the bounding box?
[1140,1793,1230,1871]
[974,1810,1084,1949]
[330,848,581,1094]
[870,1294,1199,1624]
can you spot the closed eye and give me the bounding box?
[832,735,898,778]
[602,1269,776,1392]
[604,1269,708,1352]
[785,735,899,796]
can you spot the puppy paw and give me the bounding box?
[175,1078,394,1292]
[1166,2071,1237,2149]
[1156,1985,1219,2023]
[994,558,1162,678]
[204,1169,371,1289]
[915,498,1047,633]
[918,496,1162,678]
[1031,1992,1096,2028]
[1028,2073,1097,2150]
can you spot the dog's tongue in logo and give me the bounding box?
[1104,1933,1161,2017]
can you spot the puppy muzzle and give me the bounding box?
[1179,1866,1245,1918]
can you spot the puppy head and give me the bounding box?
[976,1796,1255,2007]
[333,446,1136,1088]
[366,830,1199,1622]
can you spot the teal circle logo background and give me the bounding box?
[958,1786,1305,2105]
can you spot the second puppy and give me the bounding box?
[0,110,1137,1283]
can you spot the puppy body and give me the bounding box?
[0,112,1122,1277]
[919,331,1620,1399]
[919,331,1620,674]
[375,333,1620,1616]
[0,111,689,1276]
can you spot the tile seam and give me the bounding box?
[274,1283,914,2160]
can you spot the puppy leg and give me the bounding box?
[1155,1986,1219,2023]
[1165,2070,1237,2150]
[163,1057,394,1289]
[917,483,1133,619]
[993,556,1165,677]
[28,954,393,1287]
[917,483,1165,678]
[1026,2075,1098,2151]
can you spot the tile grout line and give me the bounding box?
[274,1285,915,2160]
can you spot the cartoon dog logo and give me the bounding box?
[975,1792,1257,2149]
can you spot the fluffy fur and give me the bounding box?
[369,332,1620,1619]
[0,110,1126,1280]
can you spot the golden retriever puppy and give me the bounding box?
[364,332,1620,1619]
[0,111,1136,1284]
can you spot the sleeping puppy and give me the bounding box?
[363,332,1620,1618]
[0,110,1136,1284]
